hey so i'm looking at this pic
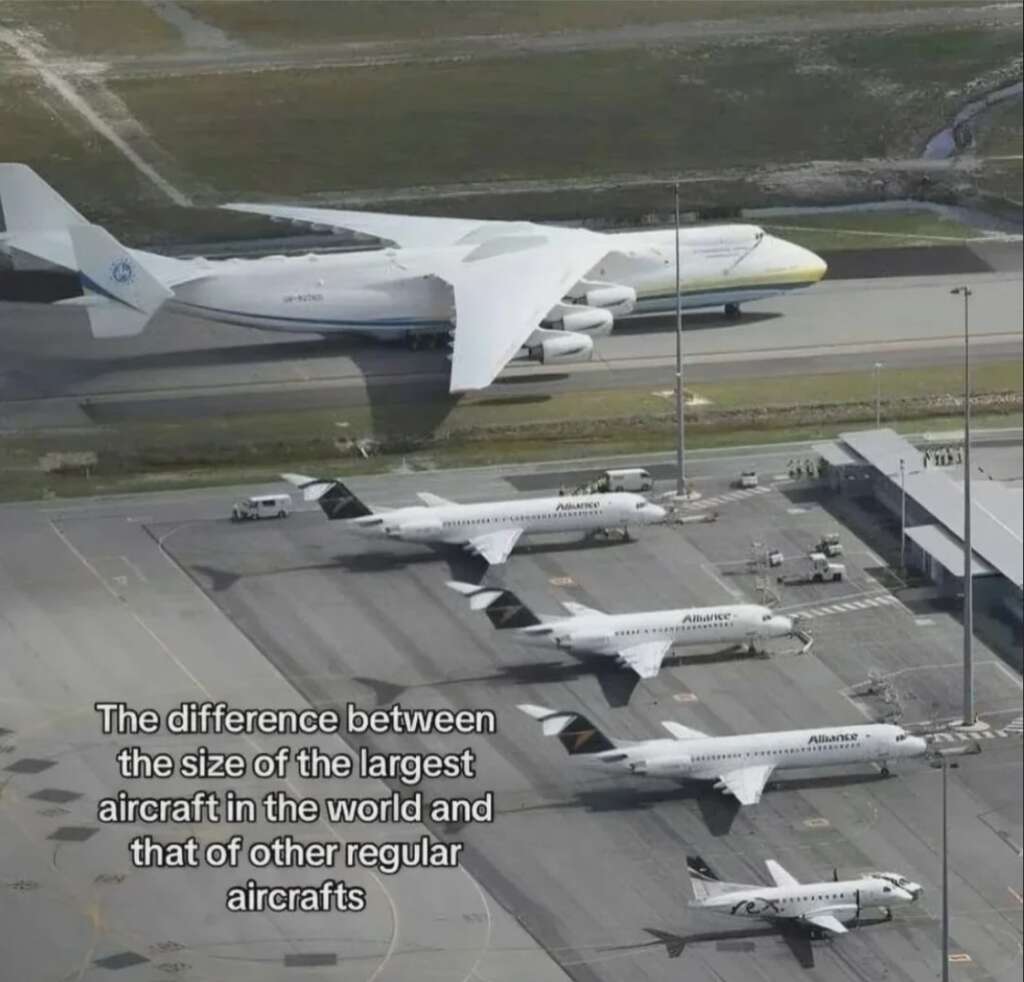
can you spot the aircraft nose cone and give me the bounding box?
[649,504,668,522]
[808,249,828,281]
[910,736,929,755]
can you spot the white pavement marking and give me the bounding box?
[0,28,191,206]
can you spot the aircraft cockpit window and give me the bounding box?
[762,613,772,622]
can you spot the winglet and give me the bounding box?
[69,224,171,338]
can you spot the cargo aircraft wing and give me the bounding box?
[223,204,612,393]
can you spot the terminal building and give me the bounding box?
[815,428,1023,624]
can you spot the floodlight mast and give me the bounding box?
[674,182,686,497]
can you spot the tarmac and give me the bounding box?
[2,439,1020,981]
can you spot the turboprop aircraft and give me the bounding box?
[686,854,923,936]
[517,705,928,804]
[0,164,827,392]
[282,474,666,565]
[447,582,800,678]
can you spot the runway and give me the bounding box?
[0,268,1020,429]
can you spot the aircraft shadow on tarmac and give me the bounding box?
[350,645,767,710]
[636,916,890,969]
[474,767,891,839]
[332,534,628,579]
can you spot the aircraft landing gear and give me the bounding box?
[406,331,446,350]
[880,763,890,777]
[883,907,893,921]
[724,302,742,320]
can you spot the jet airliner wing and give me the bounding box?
[802,913,848,935]
[617,640,672,679]
[661,721,708,740]
[561,600,604,617]
[417,492,455,507]
[716,765,776,806]
[464,528,523,565]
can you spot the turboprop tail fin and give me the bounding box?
[67,224,173,338]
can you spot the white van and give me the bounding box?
[231,493,292,521]
[603,468,654,492]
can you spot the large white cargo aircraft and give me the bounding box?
[0,164,827,392]
[518,705,928,804]
[687,854,922,936]
[447,582,798,678]
[283,473,665,565]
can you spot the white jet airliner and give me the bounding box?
[0,164,827,392]
[282,474,665,565]
[447,582,798,678]
[517,705,928,804]
[687,854,923,936]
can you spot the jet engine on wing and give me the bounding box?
[563,632,613,651]
[543,302,614,337]
[570,281,637,316]
[526,331,595,365]
[630,756,689,777]
[389,520,443,540]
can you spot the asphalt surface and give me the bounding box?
[4,439,1019,981]
[0,266,1021,431]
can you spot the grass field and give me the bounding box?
[110,26,1022,199]
[175,1,959,46]
[1,361,1018,501]
[760,209,990,250]
[0,1,179,55]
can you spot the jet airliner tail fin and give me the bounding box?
[68,224,173,338]
[517,704,617,755]
[446,581,542,628]
[281,474,374,519]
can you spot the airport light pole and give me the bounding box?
[951,285,975,727]
[674,182,687,497]
[930,742,980,982]
[899,457,907,574]
[874,361,883,427]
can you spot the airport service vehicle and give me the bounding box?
[808,553,845,582]
[601,468,654,492]
[818,533,844,557]
[282,474,665,566]
[687,854,922,936]
[231,493,292,521]
[518,705,927,804]
[447,582,798,678]
[738,470,759,489]
[0,164,827,393]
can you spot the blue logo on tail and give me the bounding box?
[110,259,134,285]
